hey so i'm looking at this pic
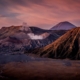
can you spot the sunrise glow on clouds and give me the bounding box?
[0,0,80,29]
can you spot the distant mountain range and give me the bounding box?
[32,27,80,60]
[51,21,76,30]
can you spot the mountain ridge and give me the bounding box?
[32,27,80,60]
[0,25,61,54]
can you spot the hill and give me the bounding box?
[33,27,80,60]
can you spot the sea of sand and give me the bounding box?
[0,54,80,80]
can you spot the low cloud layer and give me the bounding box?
[0,0,80,29]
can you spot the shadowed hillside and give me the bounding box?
[33,27,80,60]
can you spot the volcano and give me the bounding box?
[0,26,60,54]
[33,27,80,60]
[51,21,76,30]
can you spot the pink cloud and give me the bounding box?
[0,0,80,29]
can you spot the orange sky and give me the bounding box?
[0,0,80,29]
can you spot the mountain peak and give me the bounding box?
[34,27,80,60]
[51,21,76,30]
[61,21,71,23]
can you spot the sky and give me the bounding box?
[0,0,80,29]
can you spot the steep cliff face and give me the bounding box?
[33,27,80,60]
[0,26,50,39]
[0,26,21,39]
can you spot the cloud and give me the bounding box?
[0,13,20,18]
[0,0,80,28]
[27,33,44,40]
